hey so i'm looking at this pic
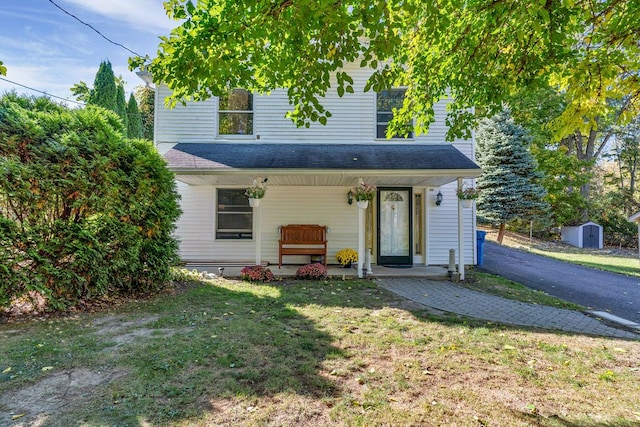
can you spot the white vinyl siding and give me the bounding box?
[154,64,462,145]
[426,182,476,265]
[174,183,253,262]
[155,85,216,143]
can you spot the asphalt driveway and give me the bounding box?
[480,241,640,323]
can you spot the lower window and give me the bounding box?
[216,189,252,239]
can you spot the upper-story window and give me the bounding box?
[218,89,253,136]
[376,89,413,139]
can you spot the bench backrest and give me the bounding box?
[280,224,327,244]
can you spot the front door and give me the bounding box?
[377,188,413,266]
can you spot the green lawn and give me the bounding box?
[1,276,639,426]
[529,248,640,277]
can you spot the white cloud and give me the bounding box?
[61,0,175,34]
[0,63,83,103]
[0,1,169,102]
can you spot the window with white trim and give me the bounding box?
[218,89,253,136]
[376,89,413,139]
[216,189,252,239]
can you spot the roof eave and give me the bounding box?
[169,167,482,178]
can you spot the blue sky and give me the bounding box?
[0,0,176,104]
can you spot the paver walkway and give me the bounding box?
[378,278,640,340]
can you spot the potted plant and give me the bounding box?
[351,182,377,209]
[245,177,267,207]
[336,248,358,268]
[456,185,479,208]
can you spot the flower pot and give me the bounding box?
[356,200,369,209]
[461,199,473,208]
[343,262,352,268]
[249,198,261,207]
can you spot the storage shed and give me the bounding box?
[560,222,603,249]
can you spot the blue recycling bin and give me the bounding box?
[476,230,487,266]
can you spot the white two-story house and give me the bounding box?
[144,63,481,278]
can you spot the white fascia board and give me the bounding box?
[168,168,482,178]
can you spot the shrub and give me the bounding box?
[0,94,181,310]
[240,265,274,282]
[170,267,203,282]
[296,263,328,280]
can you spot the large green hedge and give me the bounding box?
[0,93,181,310]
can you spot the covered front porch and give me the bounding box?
[163,143,481,279]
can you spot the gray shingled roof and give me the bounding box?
[164,143,481,171]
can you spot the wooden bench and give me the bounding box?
[278,224,327,268]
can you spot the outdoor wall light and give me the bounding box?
[347,190,354,205]
[435,191,443,206]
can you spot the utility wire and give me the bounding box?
[0,77,85,106]
[48,0,145,58]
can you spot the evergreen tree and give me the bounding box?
[88,60,116,111]
[476,110,550,244]
[135,85,155,140]
[127,93,144,139]
[115,83,128,136]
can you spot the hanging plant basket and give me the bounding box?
[249,198,261,207]
[357,200,369,209]
[461,199,473,208]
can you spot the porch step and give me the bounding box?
[181,262,451,280]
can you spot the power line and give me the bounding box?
[0,77,85,106]
[48,0,145,58]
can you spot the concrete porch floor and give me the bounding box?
[183,262,451,280]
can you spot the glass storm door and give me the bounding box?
[377,188,413,266]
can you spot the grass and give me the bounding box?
[1,276,639,426]
[463,270,584,310]
[527,249,640,277]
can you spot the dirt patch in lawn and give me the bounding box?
[91,314,193,349]
[0,313,193,426]
[0,368,128,426]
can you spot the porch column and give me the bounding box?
[254,204,262,265]
[358,203,365,278]
[457,177,465,280]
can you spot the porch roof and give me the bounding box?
[164,143,482,187]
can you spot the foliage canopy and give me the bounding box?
[0,94,181,310]
[131,0,640,140]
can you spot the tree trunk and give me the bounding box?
[497,222,506,244]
